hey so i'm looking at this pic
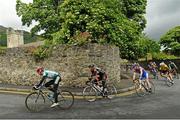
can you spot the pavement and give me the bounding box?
[0,78,135,98]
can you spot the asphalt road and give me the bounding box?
[0,77,180,119]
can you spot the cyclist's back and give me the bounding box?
[159,62,169,73]
[43,70,60,79]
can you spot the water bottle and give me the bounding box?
[48,91,54,100]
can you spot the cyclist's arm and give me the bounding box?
[37,76,46,87]
[133,71,136,80]
[95,75,100,81]
[139,68,143,80]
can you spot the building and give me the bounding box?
[6,28,24,48]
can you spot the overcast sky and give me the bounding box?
[0,0,180,40]
[144,0,180,40]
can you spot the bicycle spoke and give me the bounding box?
[83,86,97,102]
[25,92,45,112]
[135,82,146,97]
[106,84,117,99]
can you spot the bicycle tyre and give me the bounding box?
[165,78,173,87]
[83,86,97,102]
[135,82,146,97]
[25,92,45,112]
[106,84,117,99]
[58,91,74,109]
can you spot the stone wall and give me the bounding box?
[0,44,121,87]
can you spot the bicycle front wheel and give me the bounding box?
[135,82,146,97]
[58,91,74,109]
[25,92,45,112]
[83,86,97,102]
[106,84,117,99]
[165,78,173,87]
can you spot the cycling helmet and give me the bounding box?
[36,67,44,75]
[160,62,165,66]
[132,63,139,69]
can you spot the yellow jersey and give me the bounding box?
[159,64,169,71]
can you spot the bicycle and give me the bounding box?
[133,78,155,97]
[25,81,74,112]
[161,74,174,87]
[160,72,174,87]
[82,80,117,102]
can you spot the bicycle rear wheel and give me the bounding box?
[25,92,45,112]
[83,86,97,102]
[106,84,117,99]
[135,82,146,97]
[58,91,74,109]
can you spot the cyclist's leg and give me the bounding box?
[167,71,174,83]
[164,70,171,81]
[161,71,168,80]
[101,79,107,93]
[53,76,61,103]
[142,72,151,89]
[139,79,142,89]
[45,80,55,92]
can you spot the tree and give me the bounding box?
[132,34,160,59]
[16,0,147,60]
[122,0,147,32]
[160,26,180,56]
[52,0,142,60]
[16,0,63,39]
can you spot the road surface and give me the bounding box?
[0,77,179,119]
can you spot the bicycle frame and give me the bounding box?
[93,84,105,95]
[87,80,106,96]
[33,80,61,103]
[134,79,150,92]
[134,79,148,90]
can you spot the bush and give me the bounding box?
[0,46,7,54]
[152,52,178,60]
[33,44,53,61]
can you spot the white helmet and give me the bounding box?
[160,62,165,66]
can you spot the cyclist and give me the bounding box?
[33,67,61,108]
[159,62,174,83]
[168,61,178,78]
[132,63,152,92]
[148,61,158,79]
[88,64,107,95]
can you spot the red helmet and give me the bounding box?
[36,67,44,75]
